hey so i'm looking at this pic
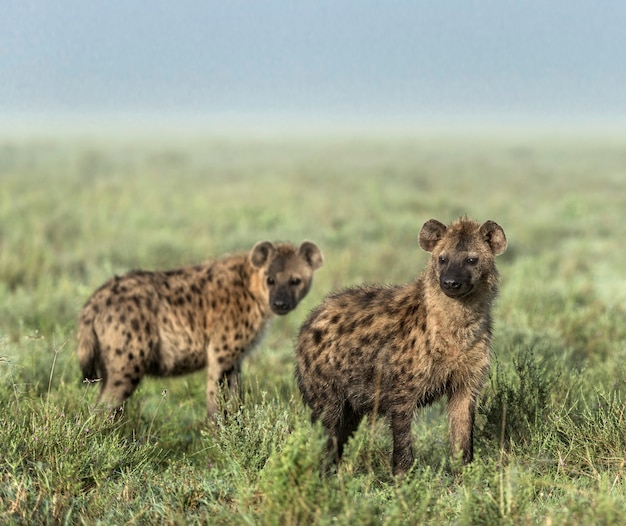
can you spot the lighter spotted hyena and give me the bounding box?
[296,217,506,475]
[79,240,323,418]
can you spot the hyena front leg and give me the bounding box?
[446,387,476,466]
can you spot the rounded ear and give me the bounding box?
[418,219,447,252]
[298,241,324,270]
[479,220,507,256]
[249,241,276,268]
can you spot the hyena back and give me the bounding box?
[295,217,506,475]
[79,240,323,417]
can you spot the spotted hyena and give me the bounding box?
[296,217,506,475]
[79,240,323,418]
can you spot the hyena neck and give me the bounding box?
[242,259,275,319]
[421,279,495,344]
[195,255,271,319]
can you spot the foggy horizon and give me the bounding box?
[3,1,626,131]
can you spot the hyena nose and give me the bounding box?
[272,299,290,312]
[442,279,462,290]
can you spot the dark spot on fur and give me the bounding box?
[339,320,358,336]
[312,328,326,346]
[131,319,140,331]
[359,334,375,347]
[357,289,378,307]
[128,352,134,360]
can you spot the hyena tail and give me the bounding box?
[77,320,101,382]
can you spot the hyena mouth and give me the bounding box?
[441,283,473,299]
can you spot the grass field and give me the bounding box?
[1,125,626,524]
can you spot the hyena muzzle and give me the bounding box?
[295,217,506,476]
[79,240,323,418]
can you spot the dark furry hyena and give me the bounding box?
[296,217,506,475]
[79,240,323,418]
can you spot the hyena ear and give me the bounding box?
[250,241,276,268]
[480,221,507,256]
[418,219,447,252]
[298,241,324,270]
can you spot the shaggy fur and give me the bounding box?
[295,217,506,475]
[79,240,323,417]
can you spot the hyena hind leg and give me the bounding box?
[215,363,243,419]
[97,367,143,412]
[390,411,416,476]
[321,400,364,469]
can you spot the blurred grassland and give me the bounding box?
[1,128,626,524]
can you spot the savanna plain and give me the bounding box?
[1,125,626,525]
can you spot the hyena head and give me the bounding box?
[418,217,507,299]
[249,240,324,315]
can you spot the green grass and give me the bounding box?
[1,127,626,524]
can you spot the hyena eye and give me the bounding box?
[267,277,275,286]
[438,256,448,265]
[466,257,478,265]
[290,277,302,286]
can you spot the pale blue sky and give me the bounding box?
[2,0,625,124]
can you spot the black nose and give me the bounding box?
[442,279,461,290]
[272,300,290,312]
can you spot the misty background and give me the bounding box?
[2,0,625,129]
